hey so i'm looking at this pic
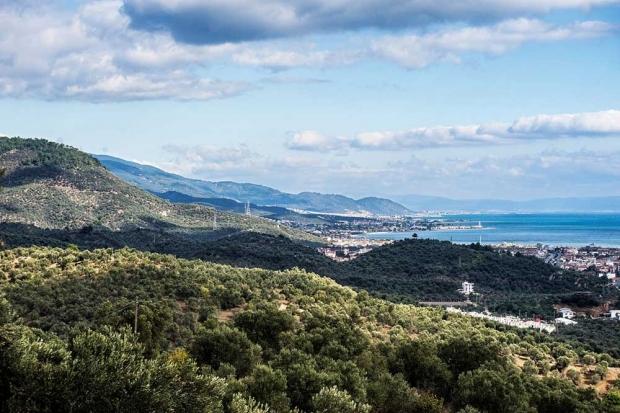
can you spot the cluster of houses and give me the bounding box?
[555,306,620,325]
[455,281,620,329]
[556,307,578,326]
[558,247,619,281]
[495,244,620,289]
[318,245,373,262]
[317,238,391,261]
[446,307,557,333]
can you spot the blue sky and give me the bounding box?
[1,0,619,200]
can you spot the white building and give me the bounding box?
[555,317,577,326]
[460,281,474,296]
[610,310,620,320]
[558,307,575,319]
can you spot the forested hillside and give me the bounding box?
[1,221,612,318]
[0,137,319,243]
[190,236,614,317]
[1,246,619,413]
[336,239,612,314]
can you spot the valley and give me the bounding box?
[0,137,619,412]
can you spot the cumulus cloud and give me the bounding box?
[287,110,620,152]
[287,131,352,152]
[231,47,361,70]
[0,0,249,101]
[372,18,615,68]
[0,0,357,99]
[509,109,620,135]
[153,143,620,198]
[0,1,616,100]
[122,0,618,44]
[161,143,324,181]
[385,149,620,198]
[157,142,401,195]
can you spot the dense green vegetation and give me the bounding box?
[1,246,619,412]
[339,240,603,298]
[336,239,612,317]
[556,319,620,358]
[0,137,101,169]
[1,222,613,320]
[188,234,612,318]
[2,137,619,412]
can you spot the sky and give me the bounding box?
[0,0,619,200]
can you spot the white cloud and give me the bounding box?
[161,143,323,178]
[0,1,616,101]
[0,0,249,101]
[123,0,618,44]
[232,49,329,69]
[509,109,620,135]
[154,144,620,198]
[287,110,620,152]
[158,143,347,192]
[371,18,615,68]
[64,74,248,101]
[230,47,360,70]
[370,149,620,198]
[287,131,352,152]
[213,18,613,70]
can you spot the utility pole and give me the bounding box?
[134,301,139,335]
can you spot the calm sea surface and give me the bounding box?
[364,213,620,247]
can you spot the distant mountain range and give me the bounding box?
[96,155,412,216]
[95,154,619,214]
[393,194,620,213]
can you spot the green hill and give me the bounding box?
[0,219,610,318]
[336,239,610,309]
[188,235,614,317]
[0,137,320,243]
[0,246,617,413]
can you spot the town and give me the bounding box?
[282,214,482,240]
[495,243,620,288]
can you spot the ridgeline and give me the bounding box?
[0,137,320,244]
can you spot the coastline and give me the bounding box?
[360,212,620,248]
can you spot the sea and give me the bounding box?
[363,213,620,247]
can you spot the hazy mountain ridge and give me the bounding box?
[395,194,620,213]
[97,155,412,215]
[154,190,330,224]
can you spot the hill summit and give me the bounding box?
[0,137,318,242]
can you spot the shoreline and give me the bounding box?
[359,231,620,249]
